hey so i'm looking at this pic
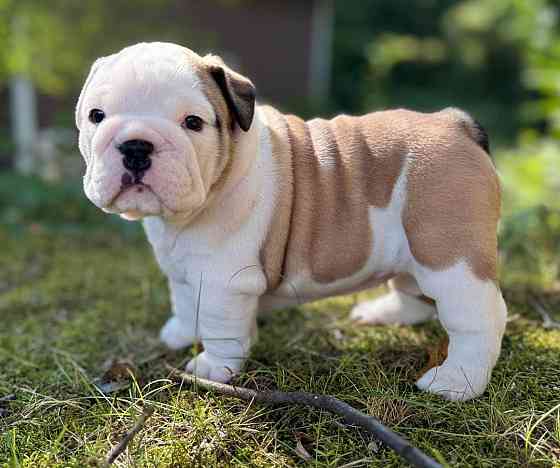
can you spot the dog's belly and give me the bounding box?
[259,270,395,312]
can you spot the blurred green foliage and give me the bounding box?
[0,0,188,94]
[0,172,142,238]
[498,136,560,288]
[332,0,560,141]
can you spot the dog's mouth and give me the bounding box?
[120,182,150,196]
[112,175,154,202]
[101,174,159,219]
[103,172,180,220]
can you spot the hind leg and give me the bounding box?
[350,273,437,325]
[414,261,507,401]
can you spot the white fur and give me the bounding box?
[77,43,213,221]
[412,260,507,400]
[144,107,276,381]
[350,289,436,325]
[76,42,507,397]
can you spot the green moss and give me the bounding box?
[1,179,559,467]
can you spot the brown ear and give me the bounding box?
[206,56,256,132]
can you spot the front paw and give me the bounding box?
[185,351,243,383]
[160,317,196,350]
[416,362,490,401]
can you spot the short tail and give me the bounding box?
[441,107,491,156]
[469,119,491,155]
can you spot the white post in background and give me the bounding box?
[10,13,38,175]
[309,0,335,103]
[10,75,38,174]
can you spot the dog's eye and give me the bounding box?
[183,115,203,132]
[89,109,105,124]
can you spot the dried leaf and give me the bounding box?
[295,439,312,461]
[416,336,449,379]
[294,432,313,461]
[93,358,138,395]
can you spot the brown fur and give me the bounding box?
[189,53,233,193]
[189,50,499,286]
[402,109,500,281]
[261,108,409,286]
[260,107,500,288]
[187,54,259,239]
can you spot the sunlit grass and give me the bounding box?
[1,225,559,467]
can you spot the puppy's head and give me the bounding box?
[75,42,256,221]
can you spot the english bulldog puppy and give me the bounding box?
[76,42,507,400]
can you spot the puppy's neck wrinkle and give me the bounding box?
[258,107,296,291]
[207,138,256,210]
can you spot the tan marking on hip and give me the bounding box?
[403,111,500,281]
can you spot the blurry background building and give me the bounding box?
[0,0,335,174]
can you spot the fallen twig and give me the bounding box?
[529,296,560,329]
[166,365,441,468]
[0,394,16,403]
[103,405,154,467]
[0,393,16,417]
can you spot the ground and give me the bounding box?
[1,175,559,467]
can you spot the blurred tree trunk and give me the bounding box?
[9,12,38,175]
[309,0,334,104]
[10,75,38,174]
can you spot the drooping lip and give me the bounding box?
[108,181,153,206]
[105,180,179,217]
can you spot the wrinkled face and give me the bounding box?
[75,42,255,222]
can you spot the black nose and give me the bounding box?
[118,139,153,174]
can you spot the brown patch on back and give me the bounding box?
[303,115,407,283]
[308,117,372,282]
[403,110,500,280]
[260,110,407,286]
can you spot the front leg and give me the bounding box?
[185,288,259,383]
[160,280,198,350]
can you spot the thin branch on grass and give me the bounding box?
[0,393,16,417]
[165,365,442,468]
[529,296,560,329]
[103,405,154,467]
[0,394,16,403]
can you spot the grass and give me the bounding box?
[0,174,559,467]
